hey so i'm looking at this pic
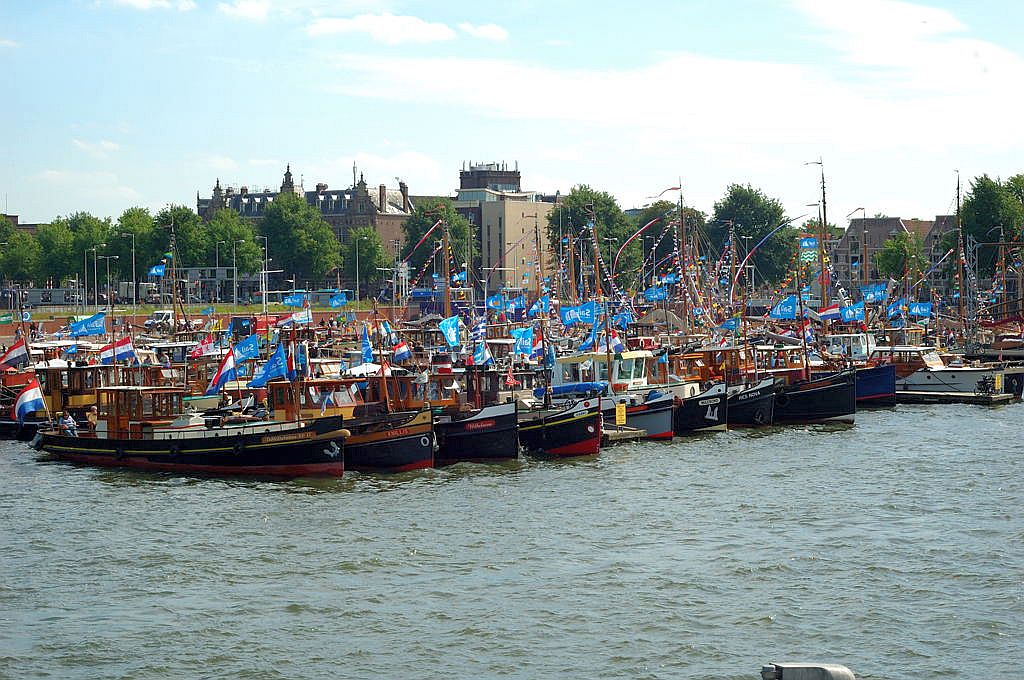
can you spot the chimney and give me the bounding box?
[379,184,387,212]
[400,181,410,212]
[316,182,328,193]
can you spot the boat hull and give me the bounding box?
[519,399,602,457]
[435,401,519,466]
[0,418,44,441]
[855,364,896,406]
[345,409,435,473]
[34,416,346,478]
[673,383,728,434]
[774,371,857,425]
[727,379,776,427]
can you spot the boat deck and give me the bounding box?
[601,425,648,446]
[894,391,1016,406]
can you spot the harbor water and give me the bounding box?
[2,404,1020,679]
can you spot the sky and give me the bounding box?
[3,0,1024,228]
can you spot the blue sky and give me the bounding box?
[4,0,1024,227]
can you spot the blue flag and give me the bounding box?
[578,320,600,352]
[908,301,932,318]
[200,306,215,316]
[769,295,798,320]
[661,273,679,284]
[799,237,818,249]
[887,297,906,319]
[717,316,741,331]
[559,301,597,327]
[644,286,668,301]
[282,292,308,308]
[329,293,348,307]
[527,295,550,318]
[506,295,526,312]
[64,344,78,356]
[473,342,494,366]
[861,283,888,303]
[511,326,533,356]
[438,315,461,347]
[612,309,635,330]
[486,294,504,310]
[247,343,288,388]
[361,325,374,363]
[840,301,865,322]
[70,312,106,337]
[233,333,261,363]
[148,263,166,277]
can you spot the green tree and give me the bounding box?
[0,230,42,283]
[34,221,76,284]
[709,184,792,284]
[344,226,386,294]
[401,199,473,274]
[60,212,113,287]
[873,231,925,280]
[545,185,636,293]
[628,201,707,286]
[961,174,1024,275]
[108,207,156,283]
[205,209,262,274]
[155,205,206,268]
[259,192,341,281]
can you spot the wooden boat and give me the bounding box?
[867,346,1006,394]
[266,377,435,473]
[773,369,857,425]
[33,386,347,477]
[518,398,602,457]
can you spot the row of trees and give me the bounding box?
[0,195,354,289]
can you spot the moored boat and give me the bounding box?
[727,377,776,427]
[773,369,857,425]
[673,382,728,434]
[33,386,348,477]
[518,398,602,457]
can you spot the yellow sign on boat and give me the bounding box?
[615,402,626,426]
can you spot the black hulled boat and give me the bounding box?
[773,369,857,425]
[519,398,602,457]
[727,377,776,427]
[673,382,728,434]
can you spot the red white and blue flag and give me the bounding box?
[100,337,136,365]
[818,303,841,321]
[392,340,412,362]
[0,338,29,369]
[12,377,44,424]
[204,349,237,395]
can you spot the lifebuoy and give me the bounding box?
[1007,375,1022,396]
[753,409,768,425]
[233,443,244,455]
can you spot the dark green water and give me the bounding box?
[1,405,1021,679]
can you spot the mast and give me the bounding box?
[794,259,810,381]
[818,162,830,333]
[679,187,689,336]
[533,215,552,408]
[956,174,965,342]
[442,221,452,319]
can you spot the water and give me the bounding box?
[1,404,1021,680]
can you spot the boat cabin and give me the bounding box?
[95,386,186,438]
[824,333,876,361]
[867,346,944,377]
[552,350,655,393]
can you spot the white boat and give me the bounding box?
[867,346,1004,394]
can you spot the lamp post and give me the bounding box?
[98,255,118,318]
[120,232,136,314]
[255,235,268,314]
[89,243,105,311]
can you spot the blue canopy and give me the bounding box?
[532,381,608,400]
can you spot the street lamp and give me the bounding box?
[98,255,118,317]
[120,232,136,314]
[354,234,369,303]
[233,239,246,311]
[88,243,105,311]
[255,235,268,314]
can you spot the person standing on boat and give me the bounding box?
[86,406,98,432]
[58,411,78,437]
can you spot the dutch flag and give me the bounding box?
[204,350,237,395]
[818,303,842,321]
[100,337,136,365]
[0,338,29,369]
[12,377,44,424]
[392,340,412,362]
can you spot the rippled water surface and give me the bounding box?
[1,404,1021,679]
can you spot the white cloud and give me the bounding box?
[217,0,271,20]
[72,139,121,158]
[108,0,195,10]
[308,13,456,44]
[199,154,240,171]
[458,22,508,41]
[38,169,142,203]
[0,38,18,48]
